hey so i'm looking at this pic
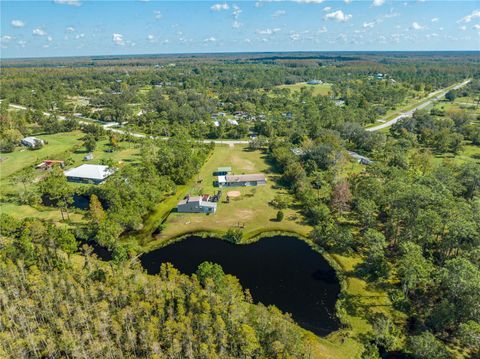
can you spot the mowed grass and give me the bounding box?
[0,130,141,222]
[153,145,311,244]
[0,131,84,179]
[277,82,333,96]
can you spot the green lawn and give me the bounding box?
[143,144,311,247]
[0,130,141,222]
[277,82,333,96]
[0,131,84,180]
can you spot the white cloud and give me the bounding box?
[372,0,385,6]
[11,20,25,28]
[344,0,352,3]
[47,36,53,42]
[244,38,251,43]
[256,28,281,35]
[293,0,325,3]
[147,34,157,43]
[474,24,480,30]
[431,17,439,22]
[459,25,467,31]
[322,6,331,12]
[211,3,229,11]
[154,10,162,20]
[411,22,425,30]
[18,40,27,47]
[1,35,13,43]
[318,26,327,33]
[290,32,300,41]
[232,5,242,18]
[458,10,480,23]
[53,0,81,6]
[324,10,352,22]
[232,20,242,28]
[66,26,76,32]
[33,28,47,36]
[203,36,217,42]
[272,10,286,17]
[112,33,124,45]
[75,33,85,39]
[363,21,375,29]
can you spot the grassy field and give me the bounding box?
[0,130,140,221]
[153,144,311,243]
[277,82,333,96]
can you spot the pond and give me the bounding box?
[140,235,341,336]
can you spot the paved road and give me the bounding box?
[4,103,250,145]
[366,79,471,132]
[3,78,471,140]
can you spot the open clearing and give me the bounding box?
[153,144,311,242]
[276,82,333,96]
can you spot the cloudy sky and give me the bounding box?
[1,0,479,58]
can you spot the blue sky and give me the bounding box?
[1,0,479,58]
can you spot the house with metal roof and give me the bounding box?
[217,173,267,187]
[177,195,217,214]
[64,164,115,184]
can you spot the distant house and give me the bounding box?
[307,79,323,85]
[84,153,94,161]
[214,166,232,176]
[64,164,115,184]
[177,195,217,214]
[217,173,267,187]
[348,151,374,165]
[21,137,44,149]
[227,119,239,126]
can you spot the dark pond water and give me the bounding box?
[140,235,341,336]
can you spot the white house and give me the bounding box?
[217,173,267,187]
[21,137,44,149]
[64,164,115,184]
[177,195,217,214]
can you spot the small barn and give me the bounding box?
[64,164,115,184]
[217,173,266,187]
[21,137,44,149]
[177,195,217,214]
[214,166,232,176]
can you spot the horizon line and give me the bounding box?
[2,49,480,62]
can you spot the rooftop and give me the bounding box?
[64,164,115,181]
[217,166,232,172]
[219,173,266,183]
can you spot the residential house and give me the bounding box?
[177,195,217,213]
[217,173,267,187]
[64,164,115,184]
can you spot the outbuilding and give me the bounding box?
[64,164,115,184]
[21,137,44,149]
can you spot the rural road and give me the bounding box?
[3,78,471,141]
[366,79,471,132]
[3,103,250,145]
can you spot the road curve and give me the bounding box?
[366,79,471,132]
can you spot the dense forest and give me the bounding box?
[1,52,479,358]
